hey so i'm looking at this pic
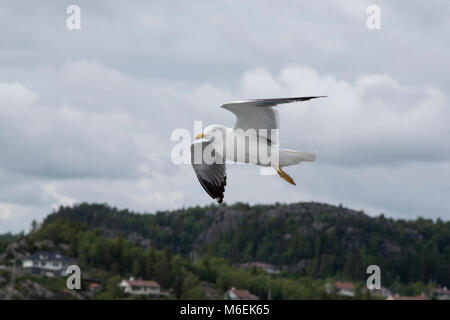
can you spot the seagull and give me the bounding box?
[190,96,325,203]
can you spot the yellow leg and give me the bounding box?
[277,166,296,186]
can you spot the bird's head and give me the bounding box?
[195,125,227,141]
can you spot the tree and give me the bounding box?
[181,273,207,300]
[96,275,125,299]
[145,247,157,279]
[30,220,39,233]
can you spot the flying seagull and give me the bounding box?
[191,96,325,203]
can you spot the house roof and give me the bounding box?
[386,295,428,300]
[124,279,160,288]
[239,262,277,270]
[334,281,355,291]
[25,251,70,263]
[430,287,450,295]
[230,288,258,300]
[89,283,101,289]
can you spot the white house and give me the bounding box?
[329,281,356,297]
[225,287,259,300]
[119,278,161,296]
[22,251,71,277]
[386,295,428,300]
[369,286,392,298]
[430,287,450,300]
[238,262,280,275]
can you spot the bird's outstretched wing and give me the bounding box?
[191,140,227,204]
[220,96,326,144]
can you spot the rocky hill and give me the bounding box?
[1,201,449,299]
[40,202,450,286]
[0,238,90,300]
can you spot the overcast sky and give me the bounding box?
[1,1,449,233]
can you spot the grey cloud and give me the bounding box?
[0,76,147,179]
[1,1,448,88]
[233,66,450,166]
[1,0,450,232]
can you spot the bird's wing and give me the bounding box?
[221,96,326,144]
[191,140,227,204]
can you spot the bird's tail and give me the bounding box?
[279,149,317,167]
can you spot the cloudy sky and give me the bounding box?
[1,0,449,232]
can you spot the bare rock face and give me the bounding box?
[126,232,152,249]
[0,285,25,300]
[312,221,328,231]
[34,240,56,250]
[189,202,372,253]
[297,259,312,270]
[192,206,247,252]
[19,279,56,299]
[283,233,292,240]
[297,226,309,236]
[402,227,422,240]
[0,237,29,262]
[381,241,402,254]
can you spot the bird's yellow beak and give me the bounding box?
[195,133,206,140]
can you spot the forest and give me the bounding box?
[42,202,450,286]
[1,201,449,299]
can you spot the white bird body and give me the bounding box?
[191,96,325,203]
[209,127,316,168]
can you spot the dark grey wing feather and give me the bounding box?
[191,140,227,204]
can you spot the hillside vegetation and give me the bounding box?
[42,202,450,287]
[1,201,449,299]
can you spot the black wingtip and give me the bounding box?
[291,96,328,101]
